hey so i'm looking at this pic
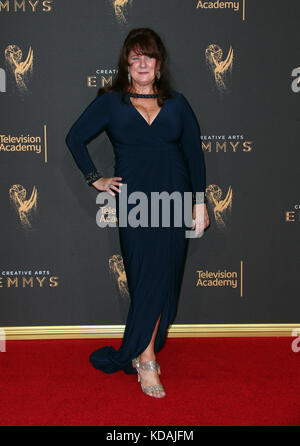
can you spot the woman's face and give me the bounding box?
[127,49,160,87]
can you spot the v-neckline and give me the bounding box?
[127,92,164,127]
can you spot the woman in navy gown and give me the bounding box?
[65,28,209,398]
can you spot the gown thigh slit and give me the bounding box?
[65,90,205,376]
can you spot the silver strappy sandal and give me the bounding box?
[132,355,166,398]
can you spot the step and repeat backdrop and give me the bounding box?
[0,0,299,331]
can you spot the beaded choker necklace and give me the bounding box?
[129,92,159,98]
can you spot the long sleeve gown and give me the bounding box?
[65,89,206,374]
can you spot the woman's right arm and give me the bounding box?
[65,92,112,184]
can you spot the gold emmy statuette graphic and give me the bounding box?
[206,184,232,230]
[5,45,33,94]
[9,184,38,228]
[109,254,129,298]
[113,0,133,23]
[205,44,234,92]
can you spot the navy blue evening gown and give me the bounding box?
[65,90,206,374]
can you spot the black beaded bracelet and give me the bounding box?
[85,170,103,186]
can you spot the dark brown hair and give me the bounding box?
[97,28,175,106]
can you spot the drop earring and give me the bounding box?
[128,70,131,83]
[156,70,161,80]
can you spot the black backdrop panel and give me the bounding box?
[0,0,299,326]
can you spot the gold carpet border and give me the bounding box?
[1,324,299,340]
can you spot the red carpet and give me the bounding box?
[0,337,299,426]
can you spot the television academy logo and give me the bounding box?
[196,261,245,297]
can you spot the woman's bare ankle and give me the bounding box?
[139,352,156,362]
